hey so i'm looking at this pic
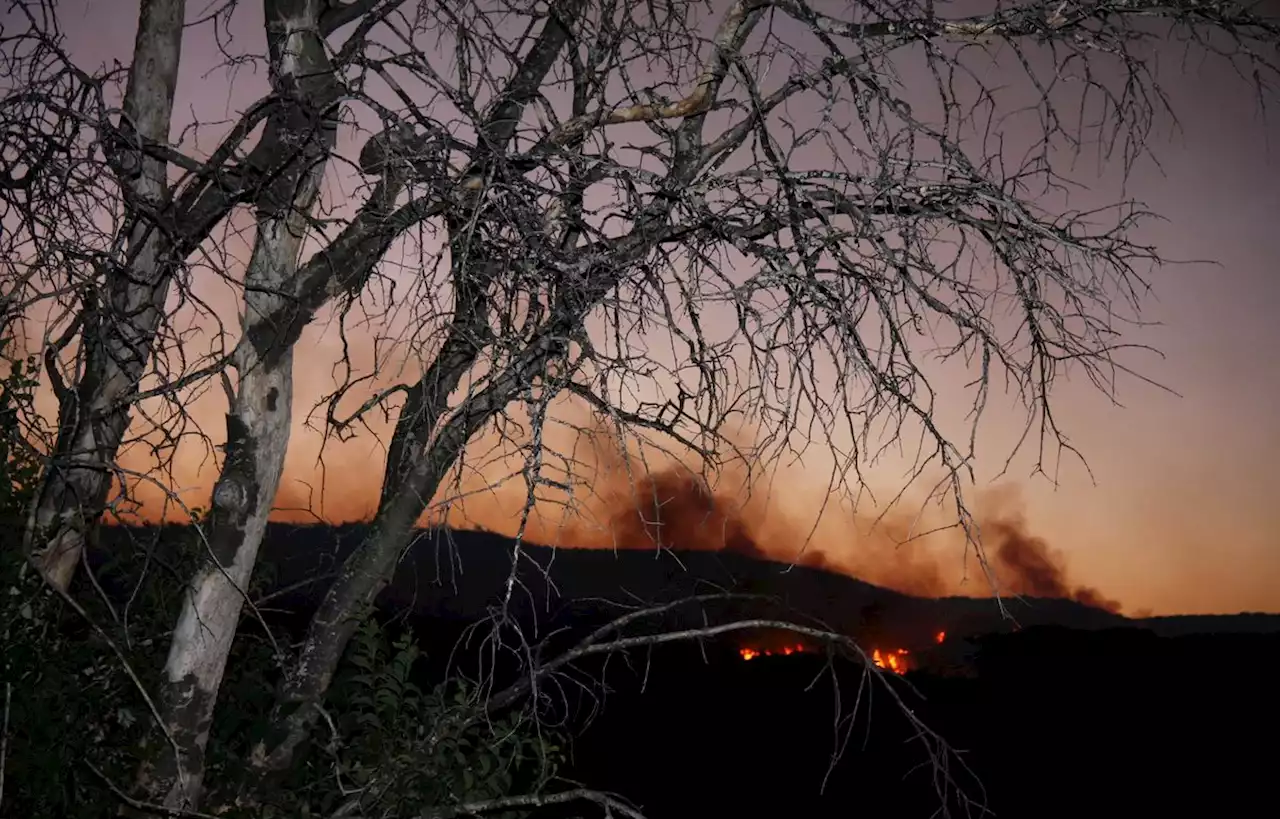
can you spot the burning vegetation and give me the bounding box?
[737,631,949,676]
[739,643,813,662]
[737,642,912,675]
[872,648,909,675]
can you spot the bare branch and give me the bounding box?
[419,786,649,819]
[6,0,1277,815]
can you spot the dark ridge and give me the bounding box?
[1136,611,1280,636]
[93,522,1145,641]
[86,522,1279,818]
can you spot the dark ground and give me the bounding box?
[97,523,1280,818]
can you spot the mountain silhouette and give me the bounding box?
[96,523,1279,648]
[87,523,1279,817]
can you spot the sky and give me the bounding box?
[12,0,1280,616]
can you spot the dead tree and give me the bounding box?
[15,0,187,591]
[2,0,1278,814]
[236,0,1280,802]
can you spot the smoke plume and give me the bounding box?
[532,453,1122,612]
[982,516,1123,613]
[46,319,1117,612]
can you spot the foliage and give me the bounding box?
[0,343,166,815]
[1,526,564,817]
[1,340,560,816]
[0,336,40,529]
[274,620,565,818]
[4,0,1280,814]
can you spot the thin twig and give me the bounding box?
[84,760,219,819]
[420,786,649,819]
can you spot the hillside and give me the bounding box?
[96,522,1277,647]
[96,522,1131,643]
[87,523,1280,817]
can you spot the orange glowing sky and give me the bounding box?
[16,1,1280,616]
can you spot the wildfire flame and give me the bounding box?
[737,630,945,673]
[872,647,909,675]
[739,643,812,661]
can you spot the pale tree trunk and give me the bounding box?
[140,0,341,809]
[240,294,481,771]
[243,308,511,793]
[239,215,723,809]
[237,2,600,794]
[29,0,186,591]
[140,245,298,811]
[239,236,670,795]
[237,0,751,798]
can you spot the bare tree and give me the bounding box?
[3,0,1278,814]
[10,0,186,592]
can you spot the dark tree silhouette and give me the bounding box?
[1,0,1277,813]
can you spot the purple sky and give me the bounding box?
[29,0,1280,615]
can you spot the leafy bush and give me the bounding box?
[0,337,40,529]
[1,337,157,815]
[2,541,564,816]
[0,340,565,816]
[1,534,195,815]
[279,620,565,818]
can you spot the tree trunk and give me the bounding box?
[140,222,305,812]
[239,179,700,810]
[28,0,186,591]
[140,0,340,809]
[240,309,490,794]
[234,0,624,797]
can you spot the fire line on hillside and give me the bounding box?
[737,631,947,675]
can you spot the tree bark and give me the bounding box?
[141,246,298,811]
[238,200,732,796]
[240,293,491,794]
[28,0,186,591]
[236,0,747,798]
[235,5,591,790]
[139,0,341,809]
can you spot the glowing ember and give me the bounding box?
[738,643,812,661]
[872,647,909,675]
[935,631,946,644]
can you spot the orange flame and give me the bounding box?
[738,643,812,661]
[739,630,943,672]
[872,647,909,675]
